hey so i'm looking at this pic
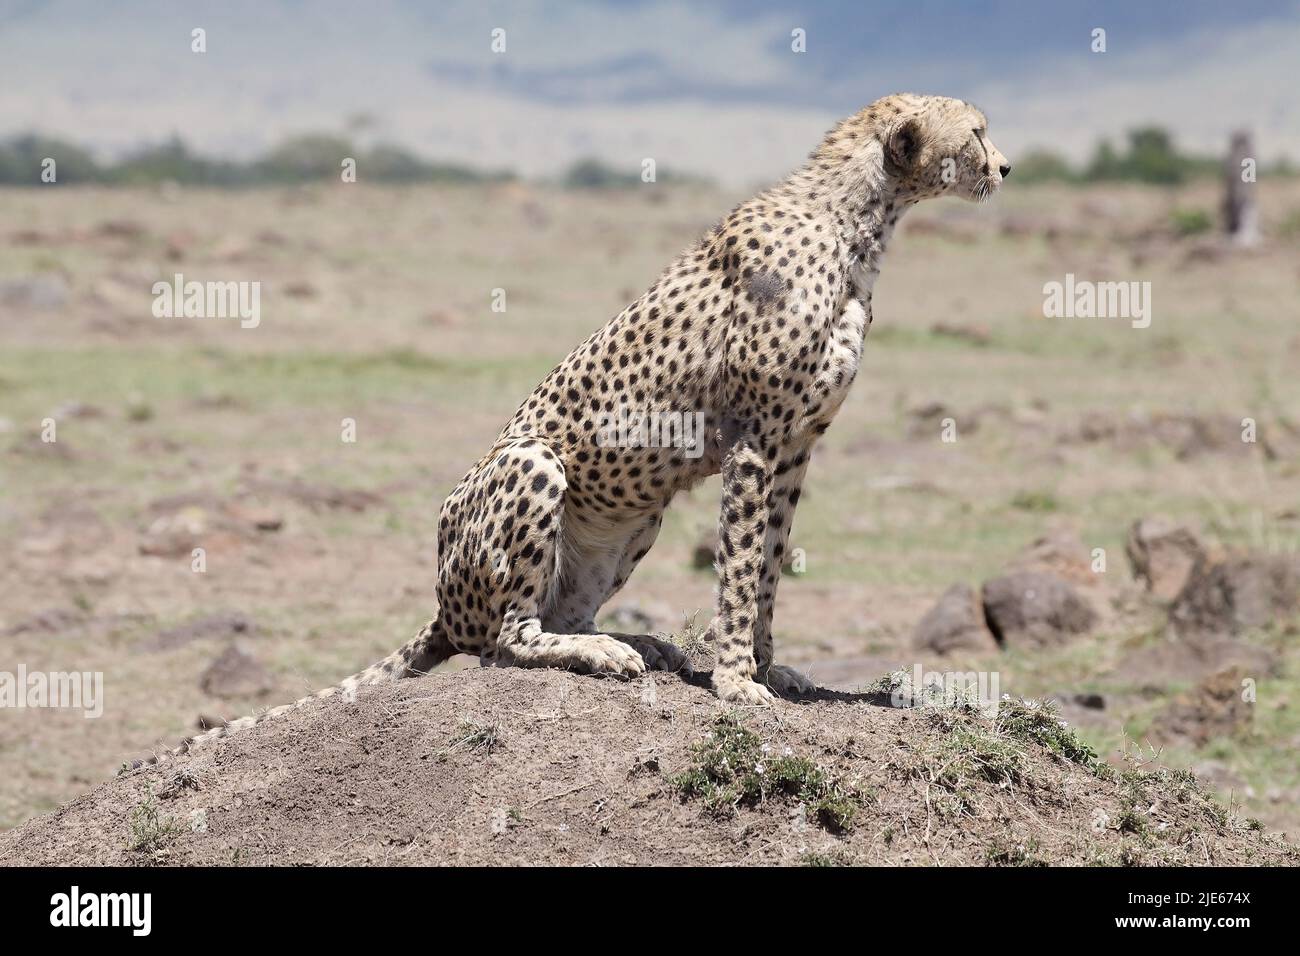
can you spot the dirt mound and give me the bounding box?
[1153,668,1254,747]
[1,669,1291,867]
[1170,552,1300,637]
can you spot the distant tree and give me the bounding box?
[1083,138,1124,182]
[361,144,502,183]
[561,157,641,189]
[1010,149,1075,184]
[256,134,357,182]
[1081,127,1218,185]
[109,136,247,186]
[1124,127,1184,184]
[0,134,101,184]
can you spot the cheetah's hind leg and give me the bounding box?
[473,440,669,681]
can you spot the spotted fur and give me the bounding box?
[129,94,1008,767]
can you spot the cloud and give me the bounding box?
[969,11,1300,163]
[0,0,1296,186]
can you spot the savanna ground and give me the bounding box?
[1,175,1299,854]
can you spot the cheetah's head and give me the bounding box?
[877,94,1011,203]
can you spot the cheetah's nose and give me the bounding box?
[999,163,1011,178]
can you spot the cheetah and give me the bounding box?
[133,93,1009,766]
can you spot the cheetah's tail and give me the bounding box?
[122,615,455,773]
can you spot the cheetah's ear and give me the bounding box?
[885,117,927,174]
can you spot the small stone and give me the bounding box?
[912,583,998,654]
[198,644,274,699]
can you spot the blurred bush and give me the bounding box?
[1009,126,1292,186]
[0,132,513,186]
[1169,207,1213,236]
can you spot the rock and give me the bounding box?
[199,644,274,699]
[50,401,105,420]
[1155,667,1253,746]
[240,477,383,513]
[692,526,717,570]
[223,502,284,532]
[1169,552,1300,637]
[8,432,77,460]
[905,401,978,438]
[1118,633,1278,686]
[981,571,1098,649]
[1260,416,1300,463]
[1126,517,1205,601]
[601,605,656,633]
[1060,410,1243,461]
[138,505,212,556]
[0,274,70,310]
[929,322,991,346]
[1009,530,1097,588]
[283,280,318,299]
[912,584,998,654]
[96,219,146,239]
[1190,760,1247,794]
[422,308,464,328]
[3,607,88,637]
[147,613,256,652]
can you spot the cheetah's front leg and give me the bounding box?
[753,446,817,698]
[711,435,776,705]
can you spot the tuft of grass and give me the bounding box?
[985,835,1048,867]
[996,698,1100,770]
[437,718,502,761]
[1114,803,1150,837]
[870,668,986,712]
[1170,207,1213,236]
[667,610,711,662]
[800,849,852,867]
[913,713,1029,814]
[670,714,869,833]
[910,698,1104,817]
[127,786,182,857]
[1010,490,1060,513]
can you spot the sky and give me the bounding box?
[0,0,1296,186]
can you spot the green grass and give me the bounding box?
[906,698,1105,817]
[671,714,870,832]
[0,345,553,413]
[985,835,1048,866]
[126,786,182,858]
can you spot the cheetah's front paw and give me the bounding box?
[714,676,776,706]
[572,635,647,678]
[764,663,817,698]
